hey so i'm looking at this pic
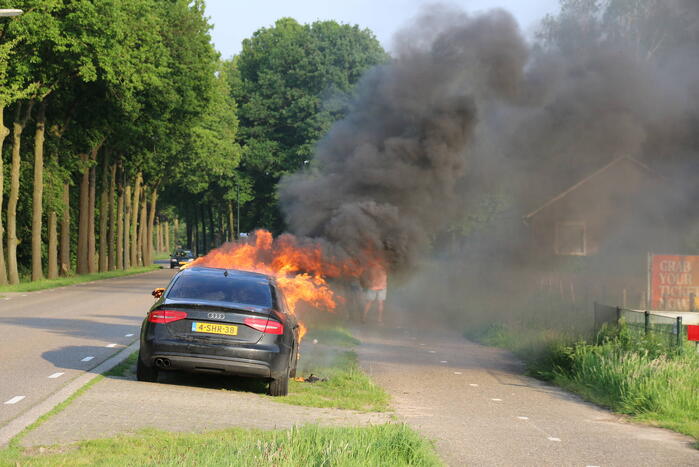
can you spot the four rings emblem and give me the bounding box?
[207,312,225,320]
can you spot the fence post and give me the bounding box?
[616,306,621,324]
[677,316,682,348]
[644,310,650,336]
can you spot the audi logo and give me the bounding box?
[207,312,225,320]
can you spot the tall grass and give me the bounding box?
[0,424,441,467]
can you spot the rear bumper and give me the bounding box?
[141,336,290,379]
[150,353,271,377]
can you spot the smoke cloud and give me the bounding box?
[280,7,528,272]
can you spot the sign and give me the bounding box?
[688,325,699,342]
[649,254,699,311]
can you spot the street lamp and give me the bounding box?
[0,9,23,17]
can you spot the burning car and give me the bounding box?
[137,266,300,396]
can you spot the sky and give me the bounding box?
[205,0,561,59]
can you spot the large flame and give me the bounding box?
[184,230,362,342]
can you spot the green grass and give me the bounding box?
[103,352,138,378]
[304,327,361,347]
[0,266,160,293]
[465,322,699,446]
[282,349,390,412]
[0,424,441,467]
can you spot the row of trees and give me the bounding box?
[0,1,388,284]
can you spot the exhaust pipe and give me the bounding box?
[154,357,171,369]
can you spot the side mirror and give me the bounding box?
[152,288,165,299]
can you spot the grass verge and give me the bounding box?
[282,349,390,412]
[0,266,160,293]
[465,322,699,446]
[0,424,441,467]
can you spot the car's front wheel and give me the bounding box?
[136,353,159,382]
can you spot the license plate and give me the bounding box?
[191,322,238,336]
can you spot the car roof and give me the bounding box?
[178,266,272,282]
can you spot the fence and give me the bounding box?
[593,303,685,348]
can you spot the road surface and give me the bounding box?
[355,326,699,467]
[0,269,175,431]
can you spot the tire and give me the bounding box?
[289,345,299,378]
[136,353,159,382]
[268,365,290,396]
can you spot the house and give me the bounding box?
[523,156,672,260]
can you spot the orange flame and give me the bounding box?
[184,230,361,342]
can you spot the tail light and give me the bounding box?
[148,310,188,324]
[244,317,284,335]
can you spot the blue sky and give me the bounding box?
[205,0,561,59]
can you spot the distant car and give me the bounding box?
[170,249,194,269]
[137,267,300,396]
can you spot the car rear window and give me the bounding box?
[167,274,273,307]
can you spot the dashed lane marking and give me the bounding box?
[491,398,503,401]
[81,356,94,362]
[454,371,462,375]
[106,343,117,348]
[517,416,529,420]
[48,372,64,379]
[469,383,479,387]
[125,333,134,337]
[547,437,561,442]
[4,396,25,405]
[428,350,436,353]
[440,360,448,363]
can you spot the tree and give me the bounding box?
[233,18,389,232]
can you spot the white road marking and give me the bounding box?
[517,416,529,420]
[125,333,134,337]
[81,356,94,362]
[48,372,64,379]
[547,437,561,442]
[428,350,436,353]
[469,383,479,387]
[106,343,117,348]
[491,398,503,401]
[440,360,448,363]
[4,396,25,405]
[453,371,462,375]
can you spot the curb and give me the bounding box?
[0,341,140,448]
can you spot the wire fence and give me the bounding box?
[593,303,685,348]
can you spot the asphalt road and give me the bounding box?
[355,326,699,467]
[0,268,175,430]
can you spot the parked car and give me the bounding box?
[170,249,194,269]
[138,266,300,396]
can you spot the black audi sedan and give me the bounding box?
[138,267,300,396]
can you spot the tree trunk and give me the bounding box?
[0,105,10,285]
[7,101,34,284]
[200,205,207,255]
[47,211,58,279]
[138,191,147,266]
[156,221,162,253]
[116,181,124,270]
[60,183,70,276]
[174,218,180,249]
[77,153,89,274]
[87,156,97,273]
[31,102,47,281]
[130,173,141,267]
[146,189,157,265]
[123,184,131,269]
[98,152,110,272]
[227,201,234,243]
[164,221,170,254]
[107,164,116,270]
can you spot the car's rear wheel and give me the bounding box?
[268,364,290,396]
[136,353,159,382]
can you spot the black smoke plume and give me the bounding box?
[280,7,528,271]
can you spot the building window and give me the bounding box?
[555,221,586,255]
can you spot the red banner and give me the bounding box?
[649,255,699,311]
[688,325,699,342]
